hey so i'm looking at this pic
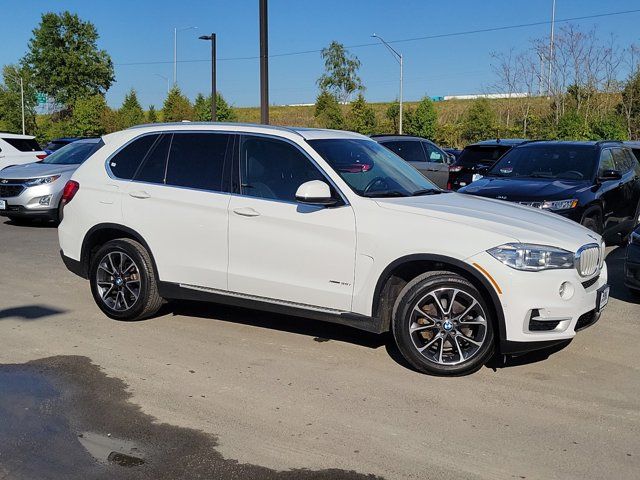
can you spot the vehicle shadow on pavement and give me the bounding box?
[484,341,571,371]
[605,245,639,304]
[2,218,57,228]
[165,300,388,349]
[0,304,66,321]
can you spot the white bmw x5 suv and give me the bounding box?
[58,123,609,375]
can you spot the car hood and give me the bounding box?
[459,177,592,201]
[0,162,79,179]
[375,192,600,252]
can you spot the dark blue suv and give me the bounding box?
[459,141,640,243]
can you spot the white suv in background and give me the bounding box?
[58,123,609,375]
[0,133,46,170]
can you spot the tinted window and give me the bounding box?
[165,132,231,191]
[110,134,159,180]
[134,134,171,183]
[3,138,41,152]
[612,148,630,173]
[45,140,72,152]
[240,136,325,202]
[380,141,426,163]
[42,141,101,165]
[458,145,511,167]
[423,142,445,163]
[599,149,615,175]
[309,139,438,197]
[489,145,597,180]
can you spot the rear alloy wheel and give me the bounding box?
[89,239,163,321]
[392,271,494,376]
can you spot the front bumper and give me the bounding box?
[467,251,608,353]
[0,183,63,219]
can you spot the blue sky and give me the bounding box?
[2,0,640,109]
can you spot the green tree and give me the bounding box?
[385,101,400,134]
[462,98,495,143]
[69,94,108,136]
[590,114,628,140]
[405,96,437,138]
[117,89,145,129]
[0,65,37,134]
[162,86,193,122]
[314,89,344,129]
[346,93,376,135]
[22,11,114,108]
[147,105,158,123]
[557,110,590,140]
[194,92,237,122]
[620,69,640,139]
[317,41,363,103]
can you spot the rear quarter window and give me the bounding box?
[108,134,159,180]
[2,138,42,152]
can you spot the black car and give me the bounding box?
[626,225,640,294]
[443,147,462,162]
[448,138,527,190]
[372,135,452,189]
[459,140,640,243]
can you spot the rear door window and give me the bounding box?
[109,134,159,180]
[423,142,445,163]
[598,149,616,175]
[612,148,631,173]
[380,141,427,163]
[133,134,171,184]
[2,138,41,152]
[165,132,232,192]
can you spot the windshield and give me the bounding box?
[42,141,100,165]
[457,145,511,167]
[308,139,440,197]
[487,145,597,180]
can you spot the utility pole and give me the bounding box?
[199,33,217,121]
[7,72,25,135]
[547,0,556,97]
[174,26,198,87]
[259,0,269,124]
[372,34,403,134]
[155,74,170,94]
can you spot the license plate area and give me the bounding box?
[596,285,610,312]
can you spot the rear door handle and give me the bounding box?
[233,207,260,217]
[129,190,150,199]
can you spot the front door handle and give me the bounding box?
[233,207,260,217]
[129,190,150,199]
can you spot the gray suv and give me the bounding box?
[0,138,102,223]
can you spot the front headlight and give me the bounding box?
[541,199,578,211]
[25,175,60,186]
[487,243,574,272]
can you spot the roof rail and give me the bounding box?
[370,134,423,139]
[595,139,623,146]
[125,121,304,137]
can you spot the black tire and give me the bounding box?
[581,213,603,235]
[392,271,495,376]
[89,238,163,321]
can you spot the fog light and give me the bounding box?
[39,195,52,206]
[559,281,574,300]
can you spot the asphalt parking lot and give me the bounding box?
[0,218,638,480]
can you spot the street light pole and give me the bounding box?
[155,74,170,94]
[6,72,25,135]
[173,26,198,87]
[199,33,217,121]
[547,0,556,97]
[372,34,403,134]
[259,0,269,124]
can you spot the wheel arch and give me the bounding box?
[372,254,506,343]
[80,223,159,280]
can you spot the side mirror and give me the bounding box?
[598,169,622,181]
[447,153,456,164]
[295,180,337,206]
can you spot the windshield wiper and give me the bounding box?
[362,190,407,198]
[528,173,554,178]
[411,188,443,196]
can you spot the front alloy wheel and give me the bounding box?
[393,271,495,375]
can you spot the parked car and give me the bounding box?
[0,138,102,223]
[626,224,640,295]
[448,139,527,190]
[371,135,451,189]
[0,133,46,170]
[44,137,83,155]
[459,141,640,244]
[59,123,608,376]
